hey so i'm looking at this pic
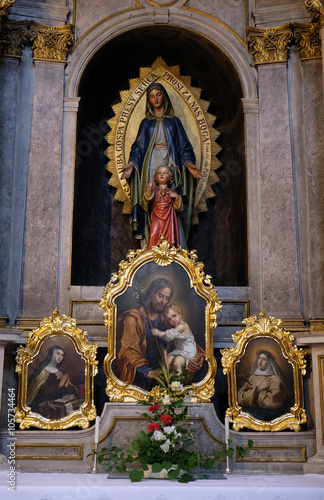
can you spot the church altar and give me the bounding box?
[1,472,324,500]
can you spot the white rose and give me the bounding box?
[163,425,175,435]
[160,442,170,453]
[160,439,171,452]
[161,394,172,405]
[152,430,166,441]
[170,381,183,392]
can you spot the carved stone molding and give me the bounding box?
[305,0,324,28]
[29,21,73,62]
[294,21,322,59]
[247,23,293,64]
[0,17,73,60]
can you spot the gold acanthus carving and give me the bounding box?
[0,0,15,23]
[247,22,321,64]
[0,18,73,60]
[0,19,28,57]
[247,24,293,64]
[305,0,324,27]
[29,21,73,62]
[294,21,322,59]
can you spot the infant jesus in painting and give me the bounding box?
[144,165,183,251]
[151,303,199,374]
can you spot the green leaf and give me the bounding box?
[178,473,195,483]
[168,468,180,480]
[129,469,144,482]
[152,463,163,473]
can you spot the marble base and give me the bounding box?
[303,453,324,474]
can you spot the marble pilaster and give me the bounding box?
[22,60,65,318]
[0,56,18,317]
[258,63,301,317]
[287,47,312,320]
[241,98,262,314]
[302,58,324,319]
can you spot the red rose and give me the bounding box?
[149,404,161,412]
[147,423,161,432]
[160,414,172,424]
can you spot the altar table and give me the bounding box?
[1,471,324,500]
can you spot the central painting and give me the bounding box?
[100,239,221,402]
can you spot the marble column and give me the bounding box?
[241,98,262,314]
[22,60,65,318]
[287,46,311,321]
[6,48,34,325]
[58,97,80,314]
[258,63,301,318]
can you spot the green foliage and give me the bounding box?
[93,365,252,482]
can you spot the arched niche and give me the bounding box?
[60,13,259,303]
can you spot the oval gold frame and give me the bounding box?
[221,310,307,432]
[100,239,221,402]
[15,309,98,430]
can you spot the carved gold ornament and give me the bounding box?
[15,308,98,430]
[100,238,221,402]
[0,0,15,21]
[294,21,322,59]
[247,24,293,64]
[29,21,73,62]
[107,57,221,226]
[305,0,324,27]
[0,18,73,60]
[221,311,307,432]
[0,19,28,57]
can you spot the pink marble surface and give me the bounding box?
[258,64,301,316]
[188,0,245,40]
[23,62,65,317]
[303,59,324,318]
[75,0,135,41]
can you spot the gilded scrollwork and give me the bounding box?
[0,17,73,60]
[29,21,73,61]
[305,0,324,27]
[247,20,322,63]
[221,311,307,432]
[100,238,221,402]
[15,308,98,430]
[247,24,293,64]
[0,19,28,57]
[0,0,15,21]
[294,21,322,58]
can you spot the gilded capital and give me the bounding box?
[294,21,322,59]
[29,21,73,61]
[247,24,293,64]
[305,0,324,27]
[0,0,15,18]
[0,19,28,57]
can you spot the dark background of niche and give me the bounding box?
[71,26,248,287]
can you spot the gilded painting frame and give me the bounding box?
[15,309,98,430]
[100,238,221,402]
[221,311,307,431]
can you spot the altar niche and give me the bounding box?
[70,26,248,288]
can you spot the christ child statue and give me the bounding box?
[143,165,183,250]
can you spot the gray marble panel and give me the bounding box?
[258,64,300,317]
[0,58,18,316]
[303,60,324,319]
[22,62,65,318]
